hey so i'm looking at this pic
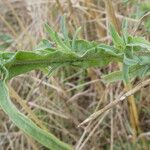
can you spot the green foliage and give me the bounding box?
[109,24,125,50]
[0,34,13,50]
[102,65,150,83]
[0,20,150,149]
[0,80,73,150]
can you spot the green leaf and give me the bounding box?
[102,65,150,83]
[45,23,71,52]
[0,80,72,150]
[123,55,139,66]
[123,63,130,83]
[102,70,123,83]
[127,36,150,50]
[0,40,123,80]
[0,34,13,43]
[34,39,53,51]
[0,65,8,80]
[98,44,123,57]
[138,56,150,65]
[140,2,150,12]
[72,27,82,50]
[139,65,150,77]
[122,19,129,44]
[0,34,13,50]
[45,23,57,42]
[72,39,98,56]
[109,24,125,50]
[60,16,70,47]
[54,32,71,52]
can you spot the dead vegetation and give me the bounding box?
[0,0,150,149]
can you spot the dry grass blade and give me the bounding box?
[79,79,150,127]
[132,11,150,36]
[8,85,47,130]
[0,0,150,149]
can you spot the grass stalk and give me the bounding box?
[104,0,147,148]
[9,85,48,130]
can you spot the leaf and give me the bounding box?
[0,34,13,43]
[0,80,73,150]
[109,24,125,50]
[102,70,123,83]
[123,55,139,66]
[0,34,13,50]
[72,27,82,50]
[60,16,70,47]
[122,63,130,83]
[45,23,57,42]
[98,44,123,57]
[139,65,150,77]
[0,42,10,50]
[54,32,71,52]
[127,36,150,50]
[122,19,129,44]
[102,65,150,83]
[47,64,63,77]
[0,65,9,80]
[140,2,150,12]
[138,55,150,65]
[34,39,53,51]
[45,23,71,52]
[72,39,98,56]
[1,41,123,80]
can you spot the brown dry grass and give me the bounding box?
[0,0,150,150]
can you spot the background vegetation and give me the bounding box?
[0,0,150,149]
